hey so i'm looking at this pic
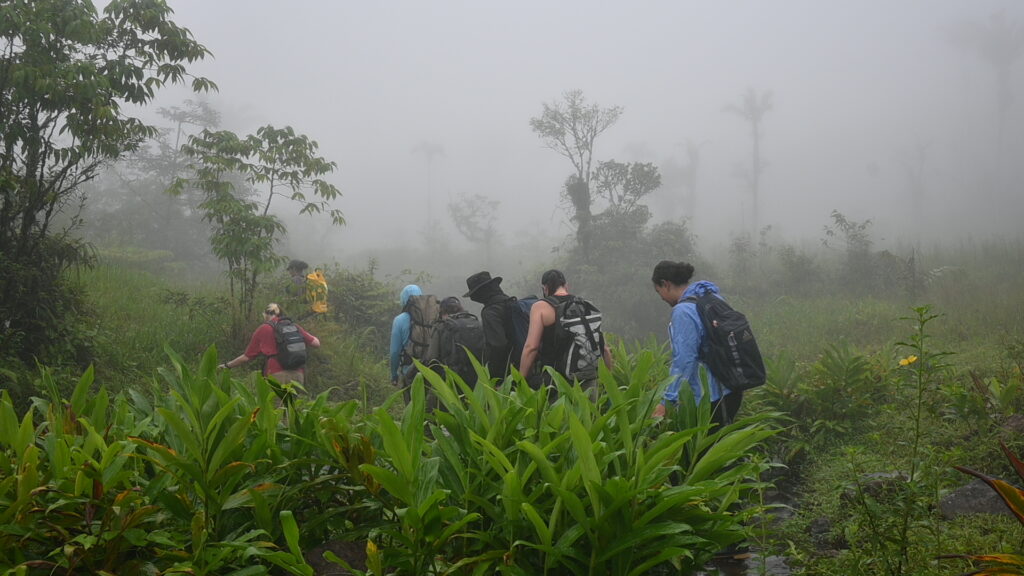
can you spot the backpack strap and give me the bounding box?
[681,294,715,359]
[574,298,601,351]
[500,295,518,343]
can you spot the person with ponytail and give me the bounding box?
[650,260,742,426]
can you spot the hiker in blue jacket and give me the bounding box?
[389,284,423,390]
[651,260,742,427]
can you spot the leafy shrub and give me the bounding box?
[357,352,782,575]
[942,442,1024,574]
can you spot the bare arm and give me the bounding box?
[220,354,253,369]
[300,326,320,348]
[520,300,553,378]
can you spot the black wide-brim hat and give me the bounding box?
[464,271,502,298]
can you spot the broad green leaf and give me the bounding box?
[208,413,252,473]
[687,426,774,484]
[360,464,413,503]
[520,502,552,547]
[69,364,94,415]
[374,409,414,482]
[280,510,304,559]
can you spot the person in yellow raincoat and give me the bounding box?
[285,259,329,320]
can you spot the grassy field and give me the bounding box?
[5,242,1024,575]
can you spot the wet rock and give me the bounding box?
[697,553,793,575]
[939,478,1013,520]
[1000,414,1024,436]
[840,471,909,503]
[809,515,848,550]
[759,555,793,575]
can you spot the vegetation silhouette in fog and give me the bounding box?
[530,89,623,261]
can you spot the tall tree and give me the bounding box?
[83,100,220,262]
[678,140,705,220]
[412,140,445,223]
[0,0,214,360]
[950,9,1024,177]
[448,193,500,264]
[172,125,344,323]
[725,88,773,235]
[530,90,622,260]
[900,141,929,242]
[591,160,662,216]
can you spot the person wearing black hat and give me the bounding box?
[464,271,514,378]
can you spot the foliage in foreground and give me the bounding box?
[0,346,777,575]
[942,442,1024,575]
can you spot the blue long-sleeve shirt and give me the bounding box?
[664,280,730,405]
[389,284,422,381]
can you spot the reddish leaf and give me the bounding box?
[954,466,1024,524]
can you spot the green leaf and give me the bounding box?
[374,408,414,482]
[520,502,552,547]
[280,510,305,560]
[360,464,413,503]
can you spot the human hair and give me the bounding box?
[541,269,567,294]
[440,296,464,315]
[264,302,282,316]
[651,260,695,287]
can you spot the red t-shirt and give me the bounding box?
[244,320,316,374]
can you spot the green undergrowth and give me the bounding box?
[28,256,1024,575]
[76,264,393,408]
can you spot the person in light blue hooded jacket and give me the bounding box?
[650,260,742,427]
[389,284,423,390]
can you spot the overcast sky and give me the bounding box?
[150,0,1024,258]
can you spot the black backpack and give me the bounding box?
[684,294,765,392]
[544,296,604,383]
[270,317,307,370]
[436,311,484,384]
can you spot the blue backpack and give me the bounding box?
[504,296,539,369]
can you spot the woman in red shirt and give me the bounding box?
[219,302,320,385]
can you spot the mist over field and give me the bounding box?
[128,0,1024,262]
[6,4,1024,572]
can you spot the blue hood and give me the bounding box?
[400,284,422,307]
[682,280,720,300]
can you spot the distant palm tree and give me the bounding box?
[412,141,445,221]
[725,88,773,236]
[950,9,1024,169]
[675,139,707,221]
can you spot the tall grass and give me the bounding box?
[77,265,231,388]
[77,264,393,405]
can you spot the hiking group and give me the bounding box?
[389,262,763,423]
[389,269,610,404]
[219,258,764,428]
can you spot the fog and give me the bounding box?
[143,0,1023,268]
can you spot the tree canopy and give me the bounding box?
[173,125,344,322]
[0,0,214,360]
[530,90,622,260]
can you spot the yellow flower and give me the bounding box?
[899,355,919,366]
